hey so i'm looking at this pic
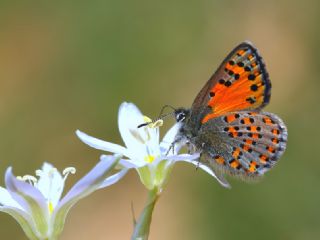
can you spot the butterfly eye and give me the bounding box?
[176,112,186,122]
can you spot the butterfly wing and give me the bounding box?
[199,111,287,178]
[191,41,271,124]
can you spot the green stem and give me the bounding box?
[131,188,159,240]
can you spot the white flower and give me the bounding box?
[0,155,120,240]
[76,102,230,191]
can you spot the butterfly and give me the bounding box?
[172,41,288,187]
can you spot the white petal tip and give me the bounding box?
[75,129,84,137]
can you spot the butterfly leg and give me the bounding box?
[166,139,180,155]
[186,141,192,154]
[165,134,187,155]
[195,148,206,170]
[166,143,175,155]
[188,141,203,170]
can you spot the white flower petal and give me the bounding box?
[118,102,145,149]
[36,162,64,209]
[118,103,158,145]
[160,122,181,150]
[151,152,198,167]
[160,123,185,155]
[51,155,121,238]
[5,167,49,236]
[100,154,145,169]
[0,186,24,210]
[119,158,146,168]
[118,102,162,163]
[196,163,231,188]
[175,158,231,188]
[76,130,129,156]
[98,169,128,189]
[166,153,200,161]
[0,206,39,240]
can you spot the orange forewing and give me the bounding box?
[191,42,271,124]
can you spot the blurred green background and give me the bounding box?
[0,1,319,239]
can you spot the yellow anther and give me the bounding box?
[143,116,153,123]
[150,119,163,128]
[144,155,155,163]
[142,116,163,128]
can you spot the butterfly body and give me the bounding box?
[173,42,287,184]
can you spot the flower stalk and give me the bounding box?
[132,187,160,240]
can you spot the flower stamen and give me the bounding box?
[16,176,23,181]
[62,167,76,181]
[35,169,43,177]
[142,116,164,129]
[21,175,38,185]
[150,119,163,128]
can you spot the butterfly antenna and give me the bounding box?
[137,105,176,128]
[158,104,176,119]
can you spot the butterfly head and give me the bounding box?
[174,108,190,123]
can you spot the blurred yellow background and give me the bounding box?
[0,1,319,239]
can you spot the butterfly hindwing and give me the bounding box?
[199,111,287,178]
[191,41,271,124]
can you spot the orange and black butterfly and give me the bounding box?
[173,41,287,185]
